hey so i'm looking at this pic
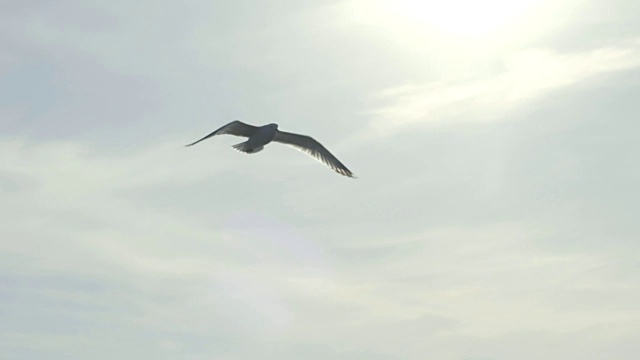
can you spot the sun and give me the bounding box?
[391,0,538,37]
[353,0,542,38]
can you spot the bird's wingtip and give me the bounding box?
[341,170,357,178]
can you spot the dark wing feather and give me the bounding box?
[185,120,258,147]
[273,130,355,178]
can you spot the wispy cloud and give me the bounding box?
[3,131,635,359]
[2,1,640,359]
[365,40,640,136]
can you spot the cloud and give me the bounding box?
[2,1,640,359]
[3,125,635,359]
[0,139,310,357]
[365,39,640,136]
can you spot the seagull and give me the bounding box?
[186,120,356,178]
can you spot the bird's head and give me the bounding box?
[267,123,278,130]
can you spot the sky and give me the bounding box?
[1,0,639,359]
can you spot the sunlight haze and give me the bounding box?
[1,0,639,359]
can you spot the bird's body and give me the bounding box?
[233,123,277,154]
[186,121,355,178]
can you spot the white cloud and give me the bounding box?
[2,1,640,359]
[3,135,637,359]
[365,40,640,136]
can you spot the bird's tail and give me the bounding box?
[232,141,263,154]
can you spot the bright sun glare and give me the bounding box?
[360,0,541,38]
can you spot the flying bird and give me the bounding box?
[186,121,355,178]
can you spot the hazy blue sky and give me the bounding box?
[1,1,639,359]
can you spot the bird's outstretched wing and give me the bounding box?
[185,120,258,147]
[273,131,355,178]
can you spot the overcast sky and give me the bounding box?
[1,0,639,359]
